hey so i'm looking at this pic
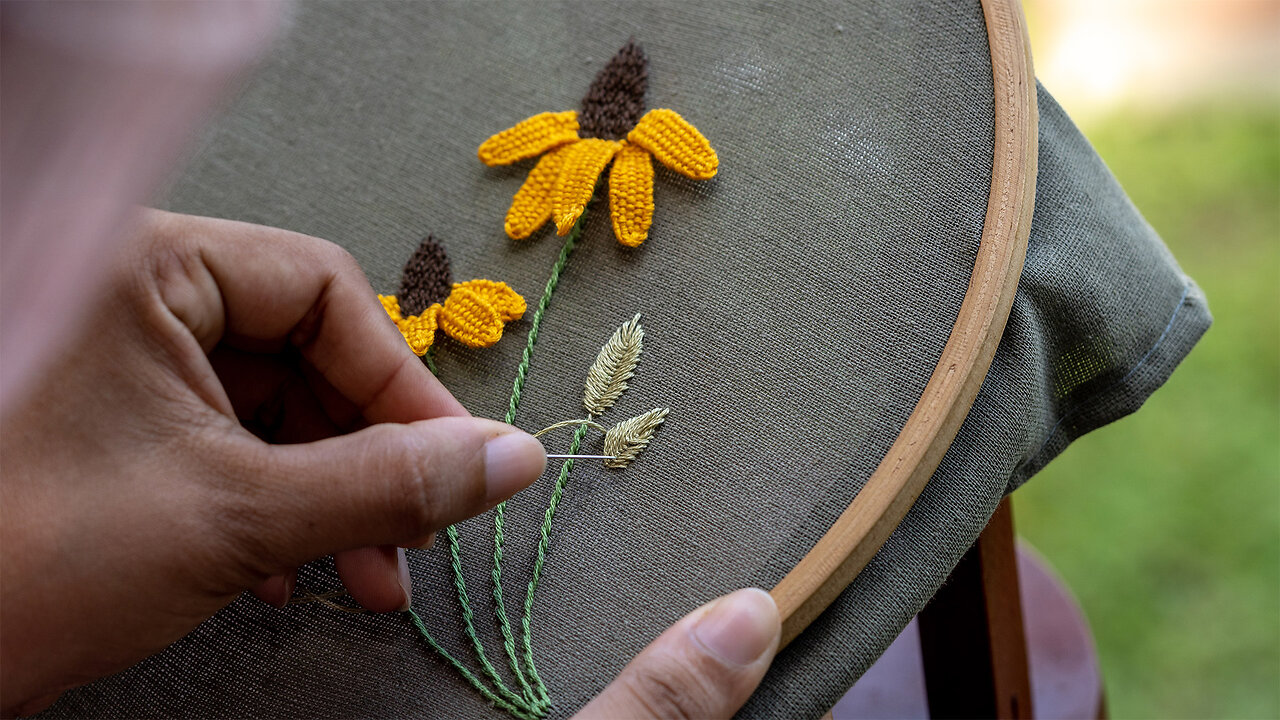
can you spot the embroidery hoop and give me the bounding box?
[771,0,1038,647]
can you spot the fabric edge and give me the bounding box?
[1008,278,1212,490]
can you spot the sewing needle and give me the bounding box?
[545,453,616,460]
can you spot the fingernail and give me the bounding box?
[692,588,780,667]
[282,573,296,604]
[397,548,413,611]
[484,432,546,505]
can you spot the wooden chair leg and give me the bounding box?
[917,496,1033,719]
[828,495,1105,720]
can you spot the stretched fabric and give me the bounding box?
[44,1,1208,718]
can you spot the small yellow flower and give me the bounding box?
[380,280,526,356]
[379,236,526,356]
[478,41,718,248]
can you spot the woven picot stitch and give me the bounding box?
[479,40,718,247]
[379,236,526,356]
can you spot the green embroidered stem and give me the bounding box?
[423,348,439,376]
[518,421,591,703]
[432,202,590,718]
[502,214,588,426]
[490,212,589,709]
[444,525,531,711]
[407,609,537,720]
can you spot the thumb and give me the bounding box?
[220,416,546,570]
[576,588,780,720]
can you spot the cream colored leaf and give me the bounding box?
[583,313,644,416]
[603,408,669,469]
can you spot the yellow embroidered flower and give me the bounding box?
[379,236,526,356]
[477,41,718,248]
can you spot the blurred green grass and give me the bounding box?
[1014,102,1280,719]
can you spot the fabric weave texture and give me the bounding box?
[43,1,1209,718]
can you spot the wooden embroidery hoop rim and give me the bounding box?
[770,0,1038,648]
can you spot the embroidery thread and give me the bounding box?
[406,41,709,719]
[378,236,526,356]
[479,39,718,247]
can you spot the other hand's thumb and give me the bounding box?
[576,588,780,720]
[223,417,545,570]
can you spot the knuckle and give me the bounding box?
[377,428,464,537]
[188,444,289,585]
[617,661,720,720]
[315,239,362,277]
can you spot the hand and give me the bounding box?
[0,209,547,716]
[577,588,781,719]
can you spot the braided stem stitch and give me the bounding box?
[441,204,590,717]
[491,207,589,711]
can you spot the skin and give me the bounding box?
[0,211,780,717]
[1,4,781,716]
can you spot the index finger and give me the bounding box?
[151,209,468,423]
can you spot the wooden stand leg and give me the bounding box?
[917,497,1033,719]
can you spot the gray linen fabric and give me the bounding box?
[44,1,1208,718]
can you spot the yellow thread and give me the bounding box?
[628,108,719,180]
[383,281,525,354]
[483,111,715,246]
[439,286,505,347]
[454,280,527,323]
[380,293,402,322]
[532,419,607,438]
[479,111,580,166]
[289,590,368,614]
[551,138,621,235]
[505,146,569,240]
[608,143,655,247]
[381,294,441,356]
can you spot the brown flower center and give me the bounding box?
[578,40,648,141]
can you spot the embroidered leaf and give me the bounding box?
[478,110,580,166]
[583,313,644,416]
[628,108,719,180]
[579,40,648,140]
[609,143,655,247]
[398,235,453,316]
[603,408,669,469]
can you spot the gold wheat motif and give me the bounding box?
[603,408,670,468]
[583,313,644,416]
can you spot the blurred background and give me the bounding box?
[1015,1,1278,717]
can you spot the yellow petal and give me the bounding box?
[504,145,570,239]
[453,280,527,322]
[438,287,504,347]
[379,294,404,323]
[627,108,718,180]
[478,111,580,166]
[608,143,655,247]
[399,304,441,356]
[552,138,621,234]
